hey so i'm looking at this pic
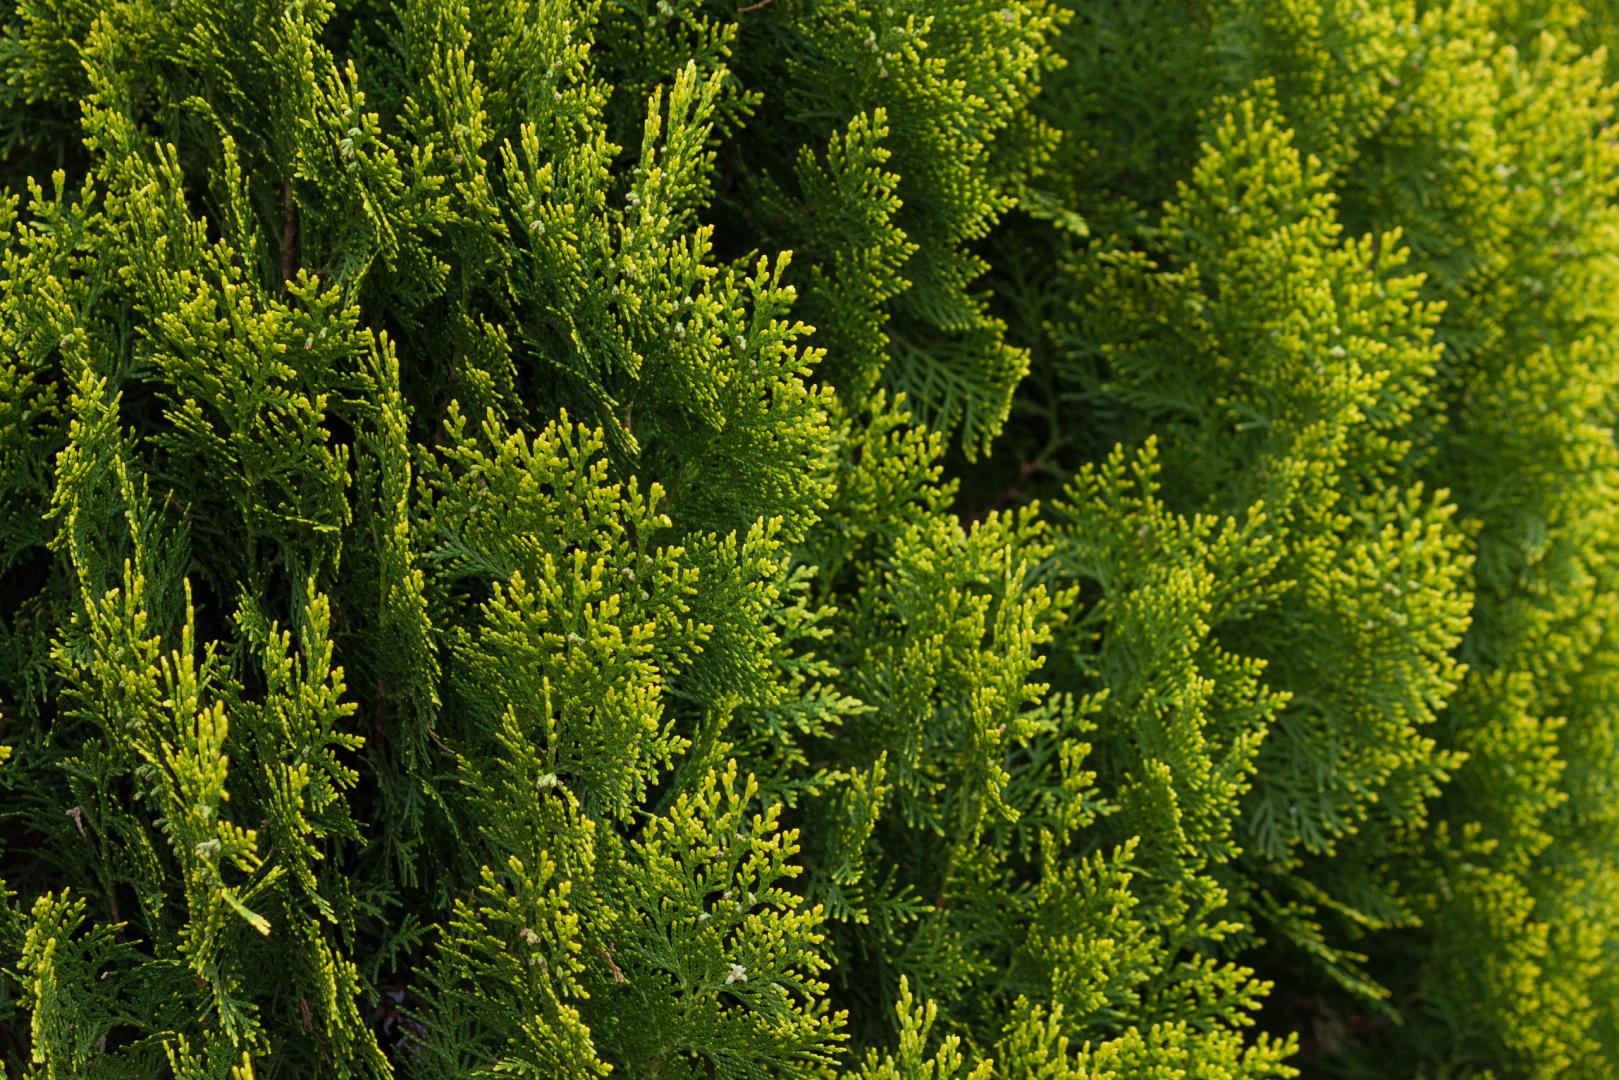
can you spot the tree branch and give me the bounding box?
[281,180,298,290]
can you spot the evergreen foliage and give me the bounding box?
[0,0,1616,1076]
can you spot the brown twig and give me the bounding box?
[972,456,1044,522]
[281,180,298,290]
[373,676,387,749]
[596,943,626,984]
[739,0,773,11]
[426,724,450,753]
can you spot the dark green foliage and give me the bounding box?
[0,0,1615,1076]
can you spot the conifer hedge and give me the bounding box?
[1,0,1617,1075]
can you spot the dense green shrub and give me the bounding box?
[0,0,1615,1075]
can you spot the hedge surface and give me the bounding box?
[0,0,1616,1076]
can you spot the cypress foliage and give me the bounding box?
[0,1,1615,1077]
